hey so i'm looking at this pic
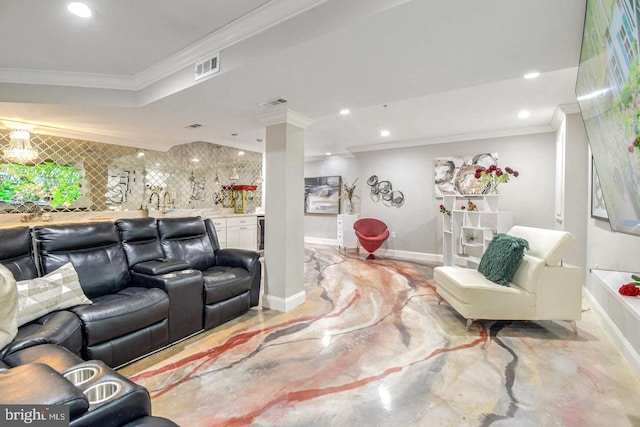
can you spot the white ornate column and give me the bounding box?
[258,109,311,312]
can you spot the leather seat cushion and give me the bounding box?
[434,266,536,320]
[3,343,83,372]
[203,267,252,305]
[70,287,169,345]
[435,266,527,303]
[0,363,89,418]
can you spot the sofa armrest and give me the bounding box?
[1,311,83,358]
[534,264,583,320]
[216,248,260,272]
[130,270,204,341]
[0,363,89,419]
[131,258,191,276]
[66,360,152,427]
[216,248,262,307]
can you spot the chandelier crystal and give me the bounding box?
[4,130,38,163]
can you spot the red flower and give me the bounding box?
[505,166,513,174]
[474,172,482,179]
[619,283,640,296]
[513,171,519,177]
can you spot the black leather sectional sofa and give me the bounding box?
[0,216,262,426]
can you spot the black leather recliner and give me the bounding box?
[0,226,83,358]
[33,222,170,368]
[157,217,261,329]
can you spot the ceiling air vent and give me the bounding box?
[194,53,220,81]
[185,123,202,129]
[259,97,289,108]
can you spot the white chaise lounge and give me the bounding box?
[434,225,582,331]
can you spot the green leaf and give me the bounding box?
[631,274,640,282]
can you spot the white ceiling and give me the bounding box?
[0,0,586,159]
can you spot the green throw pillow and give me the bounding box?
[477,233,529,286]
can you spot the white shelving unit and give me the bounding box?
[441,195,513,268]
[337,214,359,251]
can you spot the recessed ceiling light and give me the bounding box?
[325,152,332,156]
[238,151,245,156]
[339,109,350,116]
[518,110,531,119]
[67,2,92,18]
[137,152,144,158]
[524,71,540,79]
[191,158,200,163]
[380,130,390,137]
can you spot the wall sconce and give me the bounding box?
[4,129,39,163]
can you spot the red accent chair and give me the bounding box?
[353,218,390,260]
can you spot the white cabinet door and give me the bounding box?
[226,216,257,250]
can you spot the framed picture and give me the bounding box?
[435,153,498,196]
[304,176,341,215]
[591,157,609,222]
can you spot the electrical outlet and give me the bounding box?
[391,231,396,239]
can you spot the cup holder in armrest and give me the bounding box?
[64,366,99,386]
[83,380,123,405]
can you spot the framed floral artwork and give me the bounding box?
[435,153,498,196]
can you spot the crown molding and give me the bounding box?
[0,68,136,90]
[305,152,355,162]
[258,109,313,129]
[0,0,329,91]
[134,0,330,90]
[550,103,581,130]
[559,102,581,114]
[347,124,556,154]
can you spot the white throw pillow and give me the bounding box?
[16,262,92,327]
[0,264,18,350]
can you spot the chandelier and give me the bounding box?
[4,130,39,163]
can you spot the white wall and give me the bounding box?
[304,131,558,255]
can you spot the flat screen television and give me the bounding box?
[576,0,640,236]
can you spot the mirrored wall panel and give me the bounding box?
[0,131,263,214]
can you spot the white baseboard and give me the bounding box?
[263,290,306,312]
[584,287,640,378]
[303,238,442,263]
[376,249,442,263]
[304,237,339,246]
